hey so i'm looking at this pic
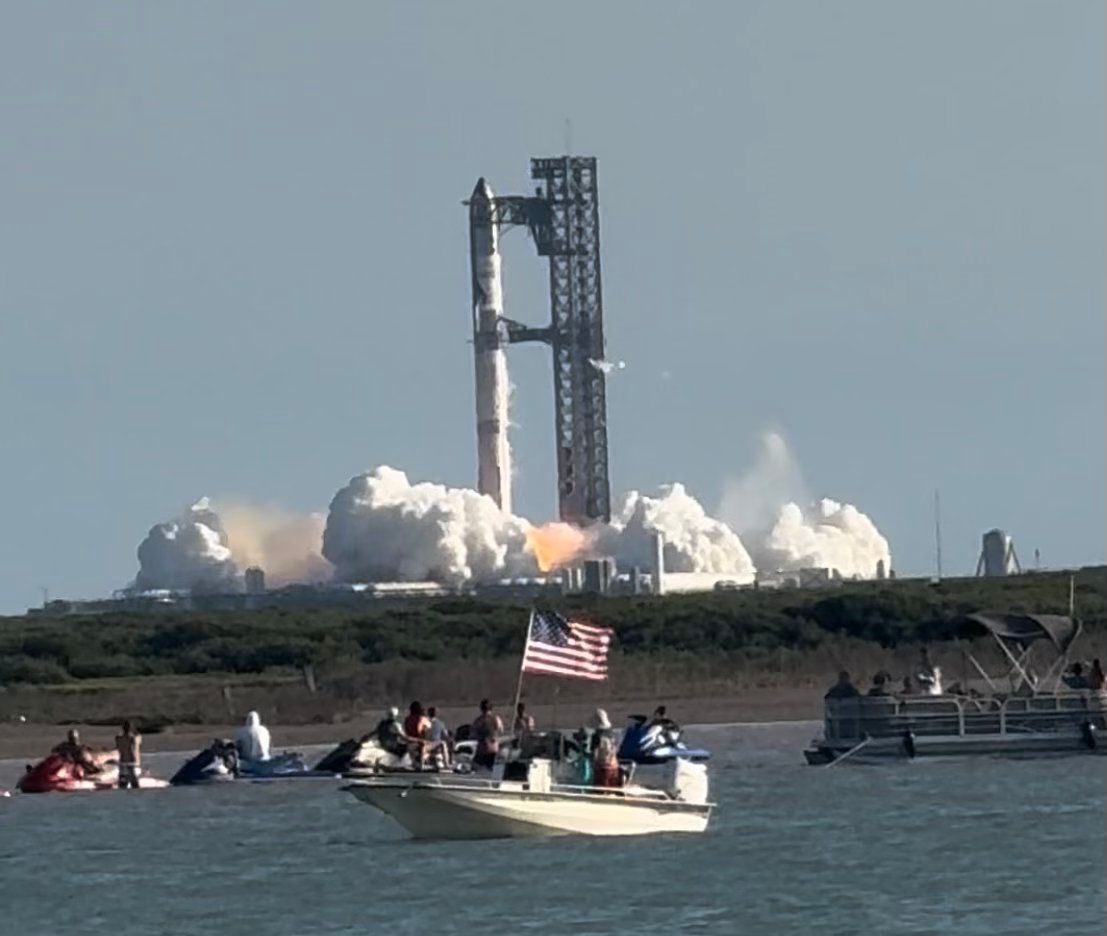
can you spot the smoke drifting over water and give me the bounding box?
[133,433,891,591]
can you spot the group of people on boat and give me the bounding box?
[825,649,946,702]
[827,649,1107,705]
[367,698,678,787]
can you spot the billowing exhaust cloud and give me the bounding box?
[719,432,891,579]
[605,484,755,579]
[133,431,891,590]
[754,499,891,580]
[135,498,239,592]
[322,466,537,584]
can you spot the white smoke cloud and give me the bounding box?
[718,430,808,533]
[134,433,890,590]
[606,483,756,580]
[135,498,239,592]
[754,499,891,580]
[322,466,538,584]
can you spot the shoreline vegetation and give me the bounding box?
[0,568,1102,758]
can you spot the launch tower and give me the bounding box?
[468,156,612,525]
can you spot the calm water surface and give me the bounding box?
[1,722,1103,935]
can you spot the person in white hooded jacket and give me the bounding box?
[235,711,271,762]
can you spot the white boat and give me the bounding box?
[345,757,713,839]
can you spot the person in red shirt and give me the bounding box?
[403,701,431,768]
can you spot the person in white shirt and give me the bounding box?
[235,710,271,762]
[427,706,451,768]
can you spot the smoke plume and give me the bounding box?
[718,430,808,533]
[605,484,756,579]
[135,498,239,592]
[322,466,537,584]
[133,431,891,590]
[753,499,891,579]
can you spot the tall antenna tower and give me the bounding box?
[467,156,612,525]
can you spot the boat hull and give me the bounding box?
[346,781,711,839]
[805,728,1107,764]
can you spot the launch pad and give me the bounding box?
[468,156,611,526]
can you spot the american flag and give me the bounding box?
[521,611,613,681]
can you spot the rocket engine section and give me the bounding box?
[469,178,512,515]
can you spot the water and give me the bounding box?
[1,722,1103,935]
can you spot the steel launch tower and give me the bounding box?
[467,156,611,526]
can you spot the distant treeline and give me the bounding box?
[0,568,1102,686]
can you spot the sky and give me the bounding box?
[0,1,1102,613]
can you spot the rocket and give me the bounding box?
[469,178,512,515]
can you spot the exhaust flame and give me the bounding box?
[526,522,590,572]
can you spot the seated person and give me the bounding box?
[51,729,102,775]
[403,701,431,767]
[375,707,409,758]
[234,711,271,762]
[1063,662,1090,690]
[825,671,860,700]
[866,672,892,697]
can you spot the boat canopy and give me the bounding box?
[966,613,1080,653]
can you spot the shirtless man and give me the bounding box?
[472,699,504,771]
[115,721,142,790]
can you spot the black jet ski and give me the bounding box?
[171,740,333,785]
[170,740,239,785]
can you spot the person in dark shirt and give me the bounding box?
[1063,662,1090,691]
[825,671,860,700]
[375,707,408,758]
[866,672,892,697]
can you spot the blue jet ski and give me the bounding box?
[617,716,711,764]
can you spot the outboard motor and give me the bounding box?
[170,741,238,785]
[665,759,709,804]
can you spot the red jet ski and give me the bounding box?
[17,753,167,793]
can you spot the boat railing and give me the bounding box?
[404,774,672,800]
[824,692,1105,741]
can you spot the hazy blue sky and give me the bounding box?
[1,1,1102,613]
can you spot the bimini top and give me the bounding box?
[966,613,1080,653]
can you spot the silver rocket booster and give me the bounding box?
[469,178,512,514]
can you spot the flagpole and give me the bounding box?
[512,607,535,719]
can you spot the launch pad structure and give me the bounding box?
[468,156,612,526]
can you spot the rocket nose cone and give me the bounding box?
[471,177,494,200]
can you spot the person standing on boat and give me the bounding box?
[590,709,620,788]
[1090,659,1106,701]
[915,649,943,696]
[513,702,535,739]
[472,699,504,771]
[115,721,142,790]
[235,711,271,762]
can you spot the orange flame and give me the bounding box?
[526,523,589,572]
